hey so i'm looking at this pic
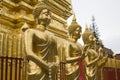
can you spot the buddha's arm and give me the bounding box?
[66,56,80,63]
[65,43,80,63]
[86,50,100,67]
[98,54,108,69]
[81,45,88,59]
[24,29,48,71]
[98,57,107,69]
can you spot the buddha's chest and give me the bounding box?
[69,43,81,57]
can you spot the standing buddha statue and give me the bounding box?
[60,14,85,80]
[24,2,59,80]
[82,26,102,80]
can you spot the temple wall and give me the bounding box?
[0,24,27,80]
[0,0,72,39]
[98,58,120,80]
[105,58,120,68]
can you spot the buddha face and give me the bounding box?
[72,27,81,40]
[38,9,51,26]
[89,35,96,46]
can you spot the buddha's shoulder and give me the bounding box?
[25,28,37,33]
[25,29,46,34]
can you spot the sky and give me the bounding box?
[67,0,120,54]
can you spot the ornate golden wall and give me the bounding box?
[0,0,72,38]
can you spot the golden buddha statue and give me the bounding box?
[62,14,84,80]
[24,2,59,80]
[82,25,102,80]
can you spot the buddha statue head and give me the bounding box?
[33,2,51,27]
[82,25,96,45]
[68,14,82,42]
